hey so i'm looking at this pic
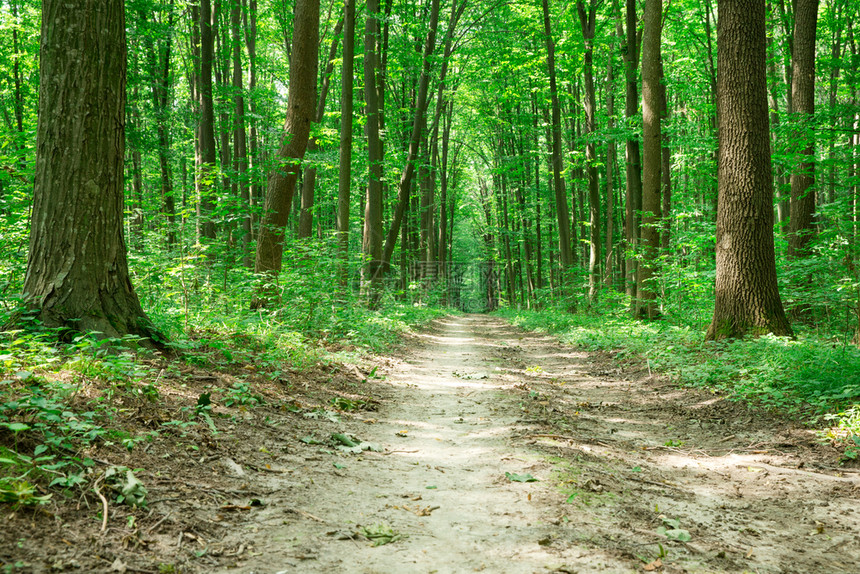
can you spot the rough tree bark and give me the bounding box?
[19,0,158,342]
[706,0,793,340]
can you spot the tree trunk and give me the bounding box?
[623,0,643,300]
[706,0,793,340]
[577,0,601,302]
[660,58,672,255]
[253,0,319,287]
[242,0,260,242]
[143,4,177,248]
[541,0,574,277]
[337,0,356,286]
[19,0,158,342]
[380,0,454,269]
[9,0,25,169]
[787,0,820,257]
[362,0,385,302]
[299,16,344,239]
[197,0,218,241]
[231,1,250,266]
[605,7,618,289]
[637,0,663,320]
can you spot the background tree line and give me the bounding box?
[0,0,858,346]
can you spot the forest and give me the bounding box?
[1,0,860,571]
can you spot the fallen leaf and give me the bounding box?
[505,472,538,483]
[643,558,662,571]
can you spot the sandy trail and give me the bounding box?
[217,315,860,574]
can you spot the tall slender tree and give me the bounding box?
[361,0,385,301]
[637,0,662,318]
[622,0,643,299]
[541,0,574,277]
[787,0,820,257]
[577,0,600,302]
[337,0,356,286]
[253,0,320,294]
[197,0,218,241]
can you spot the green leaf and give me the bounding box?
[661,517,681,529]
[360,523,402,546]
[196,392,212,409]
[4,422,30,433]
[331,433,358,447]
[505,472,538,483]
[664,528,692,542]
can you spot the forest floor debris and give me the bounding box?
[2,315,859,573]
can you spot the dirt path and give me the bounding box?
[214,315,860,573]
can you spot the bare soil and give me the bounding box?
[4,315,860,573]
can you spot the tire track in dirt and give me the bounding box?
[218,315,860,574]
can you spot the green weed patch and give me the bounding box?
[497,305,860,437]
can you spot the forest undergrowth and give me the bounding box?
[0,243,447,523]
[498,291,860,464]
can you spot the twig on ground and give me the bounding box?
[289,508,326,523]
[146,511,173,534]
[92,474,109,533]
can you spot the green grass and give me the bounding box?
[0,238,448,501]
[496,299,860,444]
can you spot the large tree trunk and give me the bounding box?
[706,0,793,341]
[253,0,319,286]
[20,0,157,341]
[541,0,574,276]
[637,0,662,319]
[337,0,356,286]
[787,0,820,257]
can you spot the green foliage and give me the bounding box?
[498,297,860,424]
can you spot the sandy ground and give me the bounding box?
[215,315,860,574]
[5,315,860,573]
